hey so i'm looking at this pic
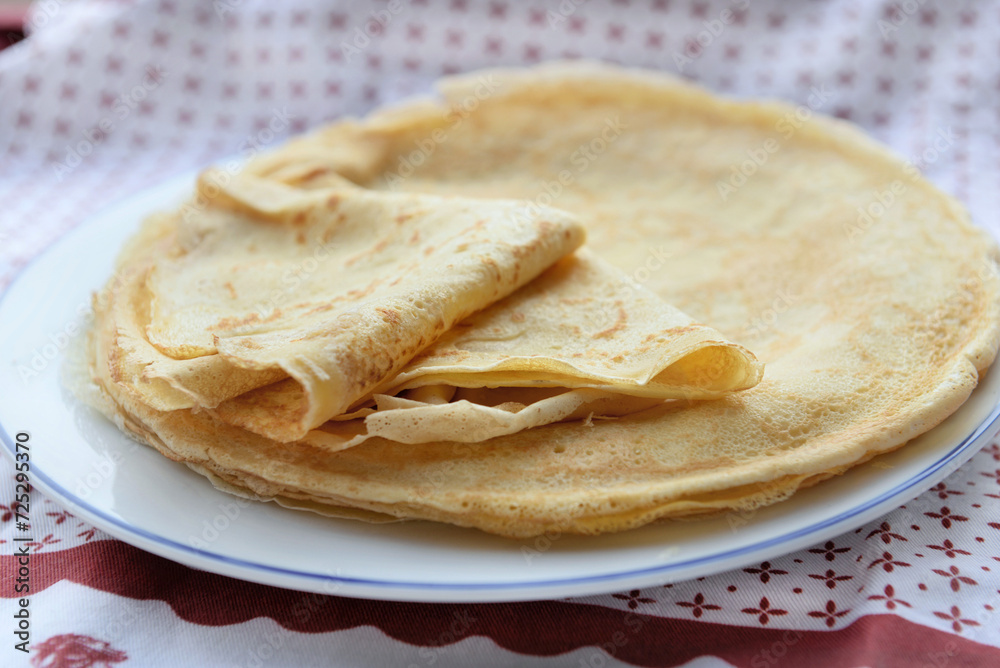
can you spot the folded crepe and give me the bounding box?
[93,170,763,452]
[108,173,589,442]
[305,249,762,448]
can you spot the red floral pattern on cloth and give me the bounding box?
[2,0,1000,665]
[30,634,127,668]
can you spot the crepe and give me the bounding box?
[93,162,763,445]
[107,173,587,442]
[87,62,1000,537]
[101,163,763,443]
[304,249,762,448]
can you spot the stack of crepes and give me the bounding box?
[87,163,763,525]
[86,63,1000,537]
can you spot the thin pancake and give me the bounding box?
[303,249,762,449]
[126,174,587,442]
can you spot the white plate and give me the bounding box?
[2,171,999,603]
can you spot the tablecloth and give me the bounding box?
[2,1,1000,666]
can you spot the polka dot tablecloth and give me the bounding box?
[2,1,1000,666]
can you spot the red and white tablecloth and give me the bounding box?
[2,1,1000,666]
